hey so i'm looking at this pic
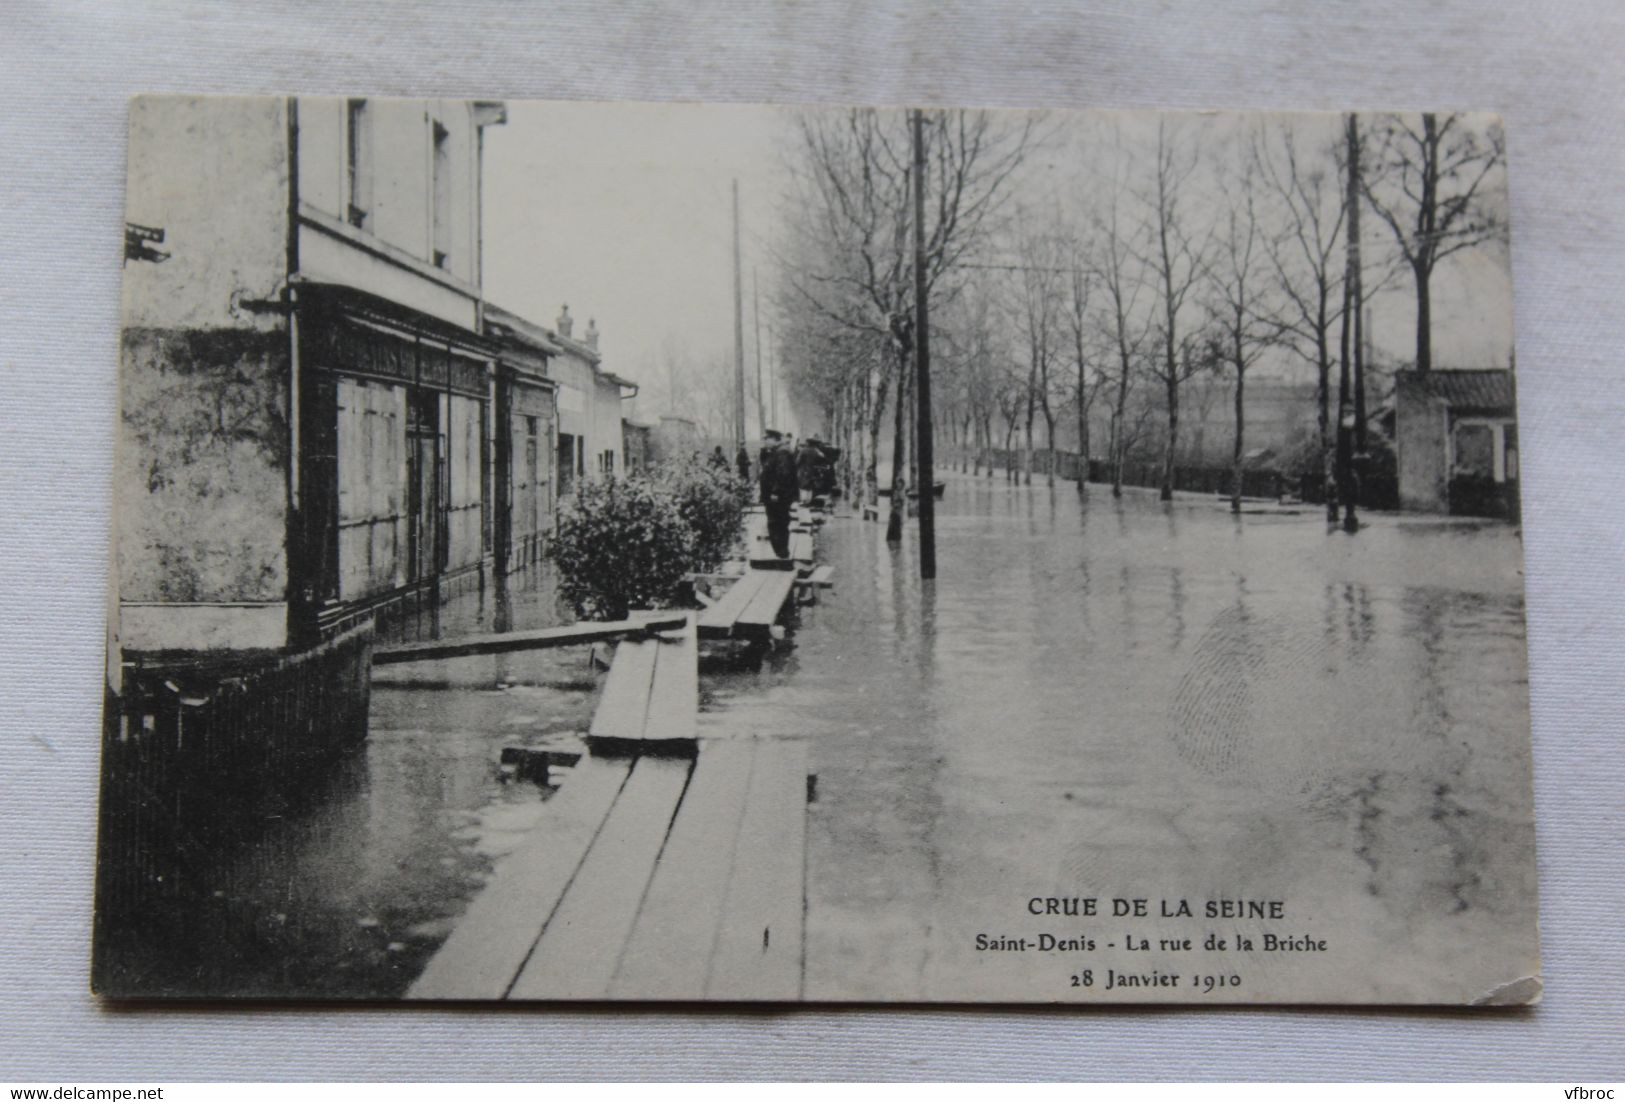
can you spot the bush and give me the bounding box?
[550,477,696,620]
[651,457,750,572]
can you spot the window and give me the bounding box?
[1452,422,1494,480]
[431,120,451,269]
[345,99,371,229]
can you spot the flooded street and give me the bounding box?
[114,476,1536,1002]
[706,476,1537,1003]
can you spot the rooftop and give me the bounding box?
[1396,369,1515,411]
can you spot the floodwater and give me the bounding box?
[108,477,1539,1002]
[706,476,1537,1003]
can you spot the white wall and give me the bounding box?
[123,95,289,331]
[296,96,480,285]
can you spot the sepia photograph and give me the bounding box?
[96,95,1537,1004]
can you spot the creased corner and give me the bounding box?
[1473,974,1542,1006]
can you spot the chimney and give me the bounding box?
[556,303,573,339]
[585,318,600,351]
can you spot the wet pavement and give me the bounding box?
[107,477,1538,1002]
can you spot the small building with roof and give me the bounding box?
[1391,368,1519,518]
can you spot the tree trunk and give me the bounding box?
[887,336,910,543]
[1161,369,1178,502]
[1414,258,1431,374]
[905,379,918,495]
[1077,401,1090,496]
[1317,326,1335,523]
[1043,409,1056,486]
[1231,354,1245,515]
[1111,376,1128,499]
[866,366,888,511]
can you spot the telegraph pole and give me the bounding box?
[767,320,777,429]
[732,180,746,449]
[1337,113,1360,532]
[912,109,937,579]
[753,269,767,435]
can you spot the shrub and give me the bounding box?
[549,477,696,620]
[651,457,750,572]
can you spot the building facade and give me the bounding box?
[118,95,509,655]
[487,303,636,502]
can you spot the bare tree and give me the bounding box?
[1256,118,1347,509]
[1138,118,1212,501]
[780,107,1034,538]
[1063,233,1107,496]
[1090,177,1153,499]
[1205,156,1276,513]
[1008,224,1065,485]
[1361,112,1506,373]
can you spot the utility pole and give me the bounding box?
[767,320,777,429]
[912,108,937,579]
[732,179,746,450]
[1337,113,1360,532]
[753,269,767,436]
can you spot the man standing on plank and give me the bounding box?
[758,430,798,559]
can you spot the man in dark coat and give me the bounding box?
[796,438,823,504]
[758,431,798,559]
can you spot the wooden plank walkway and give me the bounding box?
[406,604,810,1002]
[586,616,697,758]
[696,571,772,638]
[612,740,806,1000]
[407,739,809,1002]
[372,615,687,666]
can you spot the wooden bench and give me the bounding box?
[407,735,810,1001]
[696,569,797,641]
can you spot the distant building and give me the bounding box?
[480,311,560,577]
[483,303,638,502]
[622,418,655,473]
[1391,369,1519,518]
[651,414,704,466]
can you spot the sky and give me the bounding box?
[482,101,792,422]
[481,103,1516,425]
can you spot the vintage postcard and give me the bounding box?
[96,96,1538,1004]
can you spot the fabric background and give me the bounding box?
[2,0,1621,1081]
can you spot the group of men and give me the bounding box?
[710,432,825,559]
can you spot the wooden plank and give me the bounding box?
[507,756,692,1000]
[790,532,814,562]
[749,537,796,571]
[373,615,687,666]
[609,741,756,998]
[736,571,796,634]
[696,571,769,637]
[638,617,697,756]
[706,740,808,1001]
[798,565,836,588]
[586,638,659,751]
[406,755,632,1000]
